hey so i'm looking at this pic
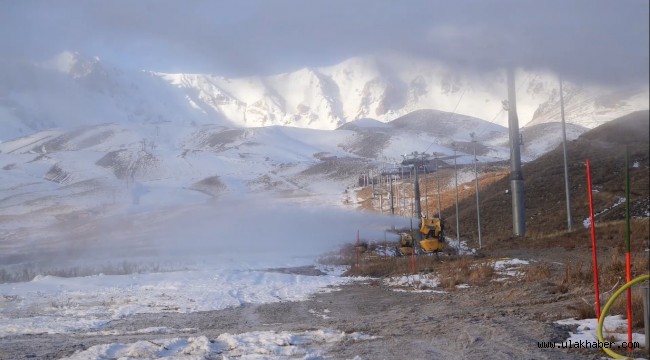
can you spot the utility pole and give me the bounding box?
[560,77,573,231]
[402,151,430,220]
[396,178,400,215]
[507,68,526,237]
[414,161,421,219]
[471,133,482,249]
[453,143,460,253]
[424,165,429,218]
[390,175,395,215]
[434,154,441,218]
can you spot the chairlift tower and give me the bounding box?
[507,68,526,237]
[471,133,483,249]
[401,151,431,220]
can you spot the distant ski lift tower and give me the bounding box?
[507,68,526,237]
[433,153,442,218]
[559,77,573,231]
[401,151,431,220]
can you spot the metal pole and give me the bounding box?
[390,175,395,215]
[643,286,650,350]
[507,68,525,237]
[454,145,460,253]
[402,183,408,215]
[395,181,399,215]
[473,139,482,249]
[414,161,421,219]
[559,77,572,231]
[435,156,441,218]
[424,162,429,218]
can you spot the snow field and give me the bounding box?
[556,316,646,350]
[62,329,377,360]
[0,268,354,337]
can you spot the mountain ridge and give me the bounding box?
[2,51,647,140]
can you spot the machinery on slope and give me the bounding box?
[419,217,446,252]
[399,217,446,255]
[397,152,448,256]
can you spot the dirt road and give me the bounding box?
[1,277,613,360]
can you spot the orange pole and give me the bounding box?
[586,159,602,319]
[410,219,415,273]
[626,252,632,348]
[410,248,415,274]
[356,230,360,271]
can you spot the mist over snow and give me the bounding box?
[104,194,411,268]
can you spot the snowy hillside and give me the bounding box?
[523,75,649,128]
[2,52,647,140]
[155,55,649,130]
[0,113,512,255]
[0,52,226,140]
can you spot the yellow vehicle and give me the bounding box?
[399,232,415,256]
[419,217,445,253]
[398,217,445,255]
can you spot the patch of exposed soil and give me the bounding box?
[190,175,226,196]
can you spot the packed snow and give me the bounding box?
[556,316,646,350]
[62,329,377,360]
[0,268,353,337]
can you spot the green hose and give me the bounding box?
[596,274,649,359]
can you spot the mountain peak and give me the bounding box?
[2,52,648,139]
[43,51,102,79]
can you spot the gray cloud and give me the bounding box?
[1,0,647,86]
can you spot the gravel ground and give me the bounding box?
[0,275,625,360]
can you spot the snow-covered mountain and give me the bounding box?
[0,50,646,239]
[157,55,649,131]
[0,111,512,240]
[2,52,647,140]
[0,52,226,140]
[522,75,649,128]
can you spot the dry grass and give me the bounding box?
[607,290,648,329]
[560,261,593,287]
[468,261,495,285]
[426,257,495,290]
[569,299,598,320]
[554,248,649,328]
[325,242,497,290]
[523,262,552,282]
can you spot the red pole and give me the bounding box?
[586,159,602,319]
[626,251,632,348]
[356,230,360,271]
[410,247,415,274]
[410,219,415,273]
[624,148,632,348]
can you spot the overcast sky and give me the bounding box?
[1,0,648,86]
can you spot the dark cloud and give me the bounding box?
[1,0,647,86]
